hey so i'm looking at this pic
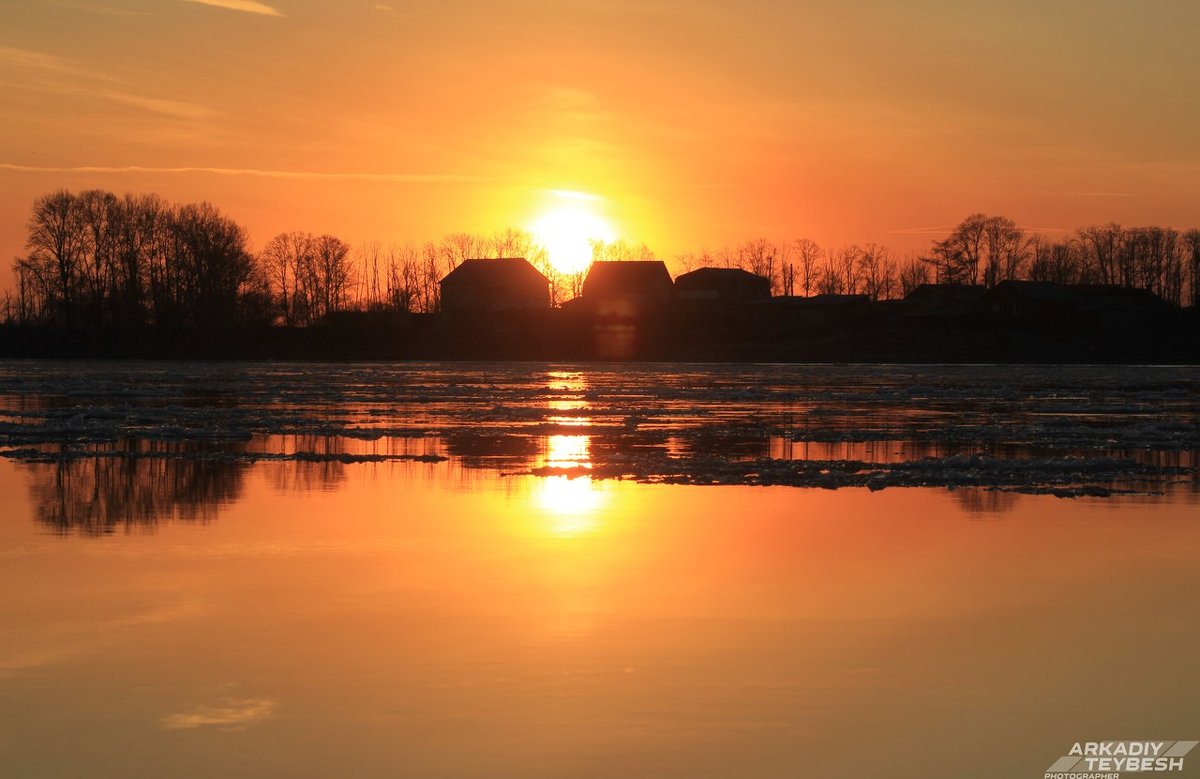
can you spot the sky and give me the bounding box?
[2,0,1199,279]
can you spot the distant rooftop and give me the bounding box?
[441,257,546,285]
[582,260,673,298]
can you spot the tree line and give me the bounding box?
[12,190,268,329]
[6,190,1198,328]
[7,188,662,327]
[680,214,1200,307]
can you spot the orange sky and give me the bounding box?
[2,0,1199,279]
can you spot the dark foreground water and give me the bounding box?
[0,362,1198,778]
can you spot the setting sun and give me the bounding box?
[529,193,617,275]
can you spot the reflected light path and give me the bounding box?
[545,369,592,427]
[535,435,606,536]
[537,476,604,536]
[534,372,606,536]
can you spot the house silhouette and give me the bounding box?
[439,258,549,313]
[984,281,1170,326]
[579,260,674,317]
[675,267,771,303]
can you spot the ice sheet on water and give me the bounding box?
[0,361,1196,495]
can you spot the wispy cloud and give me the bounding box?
[889,222,1070,237]
[161,698,277,731]
[181,0,283,16]
[47,0,153,15]
[0,45,105,78]
[1019,225,1071,234]
[1,45,211,119]
[1008,190,1142,199]
[886,224,958,236]
[0,162,483,183]
[92,89,216,120]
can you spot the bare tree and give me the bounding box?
[858,243,897,300]
[835,245,861,294]
[898,254,930,295]
[738,239,777,291]
[1184,229,1200,308]
[793,238,822,297]
[22,190,85,324]
[167,201,256,328]
[982,215,1025,287]
[311,234,354,320]
[926,213,987,284]
[384,243,422,312]
[261,232,312,325]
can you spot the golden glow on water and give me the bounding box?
[536,476,606,536]
[531,372,606,536]
[2,453,1199,778]
[535,435,605,535]
[545,434,591,469]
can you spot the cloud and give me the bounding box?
[886,224,958,236]
[181,0,283,16]
[92,89,216,120]
[1019,225,1071,234]
[1012,190,1142,199]
[161,698,277,731]
[0,162,483,183]
[888,222,1070,238]
[0,45,211,119]
[0,45,103,78]
[47,1,153,15]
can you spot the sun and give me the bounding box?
[529,194,617,275]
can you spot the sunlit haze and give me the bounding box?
[529,192,618,274]
[2,0,1199,284]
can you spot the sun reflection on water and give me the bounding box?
[533,371,607,536]
[536,435,606,536]
[545,434,590,470]
[537,476,605,536]
[545,370,593,427]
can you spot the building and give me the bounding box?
[674,267,771,303]
[902,283,987,308]
[983,281,1170,326]
[768,294,872,328]
[899,283,988,325]
[439,258,549,313]
[579,260,674,317]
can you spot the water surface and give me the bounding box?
[1,362,1198,778]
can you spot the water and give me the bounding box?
[1,362,1198,778]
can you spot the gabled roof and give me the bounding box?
[582,260,672,297]
[675,267,770,288]
[1069,284,1168,306]
[440,257,547,287]
[984,280,1076,303]
[904,283,987,303]
[984,281,1169,310]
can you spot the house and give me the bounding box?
[983,281,1170,326]
[1069,285,1171,320]
[579,260,674,317]
[768,294,872,328]
[674,267,771,303]
[899,284,988,324]
[983,281,1076,322]
[439,258,549,313]
[903,283,987,308]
